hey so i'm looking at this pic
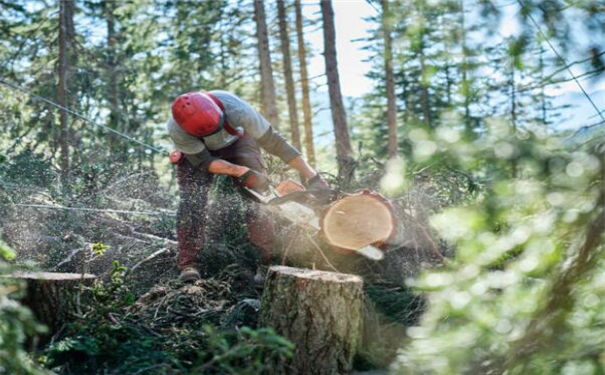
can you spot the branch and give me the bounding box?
[504,165,605,370]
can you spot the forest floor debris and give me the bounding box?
[129,278,235,329]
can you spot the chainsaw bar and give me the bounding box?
[267,189,338,207]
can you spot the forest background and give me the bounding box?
[0,0,604,374]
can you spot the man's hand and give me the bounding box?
[238,169,270,192]
[305,174,330,191]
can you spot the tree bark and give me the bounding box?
[277,0,301,152]
[539,46,547,125]
[509,59,518,177]
[260,266,363,374]
[419,43,431,127]
[105,0,122,153]
[295,0,316,167]
[5,272,96,336]
[382,0,398,158]
[320,0,356,184]
[58,0,75,190]
[253,0,280,129]
[460,0,472,136]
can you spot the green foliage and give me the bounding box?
[0,240,15,261]
[45,261,293,374]
[0,149,55,188]
[390,119,604,374]
[0,240,48,375]
[90,243,109,257]
[191,326,294,375]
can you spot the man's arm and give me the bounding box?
[288,155,318,180]
[210,91,324,184]
[207,159,249,177]
[208,159,270,192]
[209,156,320,183]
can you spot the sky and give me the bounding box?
[302,0,604,134]
[302,0,377,98]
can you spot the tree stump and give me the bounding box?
[260,266,363,374]
[2,271,96,335]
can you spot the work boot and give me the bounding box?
[179,266,201,283]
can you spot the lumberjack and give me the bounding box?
[167,91,328,282]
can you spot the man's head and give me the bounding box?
[171,92,224,137]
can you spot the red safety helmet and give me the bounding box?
[171,92,224,137]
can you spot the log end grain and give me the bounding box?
[321,191,396,252]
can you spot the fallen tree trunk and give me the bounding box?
[260,266,363,374]
[262,183,394,260]
[3,271,96,335]
[321,190,395,254]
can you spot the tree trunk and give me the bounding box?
[58,0,75,190]
[419,44,431,127]
[253,0,280,129]
[509,60,518,177]
[105,1,121,153]
[382,0,398,158]
[539,46,547,125]
[5,272,96,336]
[295,0,316,167]
[510,63,516,132]
[260,266,363,374]
[460,0,472,136]
[277,0,301,152]
[320,0,356,184]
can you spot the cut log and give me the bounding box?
[1,271,96,335]
[321,190,396,254]
[248,185,393,260]
[260,266,363,374]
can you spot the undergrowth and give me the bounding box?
[42,262,293,375]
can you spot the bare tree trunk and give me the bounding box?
[58,0,75,190]
[320,0,355,184]
[539,46,547,125]
[509,60,518,177]
[401,70,410,123]
[253,0,280,129]
[419,44,431,127]
[382,0,398,158]
[510,65,516,132]
[105,1,121,153]
[441,14,453,106]
[277,0,301,151]
[460,0,472,135]
[295,0,316,167]
[218,13,228,89]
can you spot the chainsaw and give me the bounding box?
[243,180,387,261]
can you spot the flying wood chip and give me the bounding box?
[321,190,396,254]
